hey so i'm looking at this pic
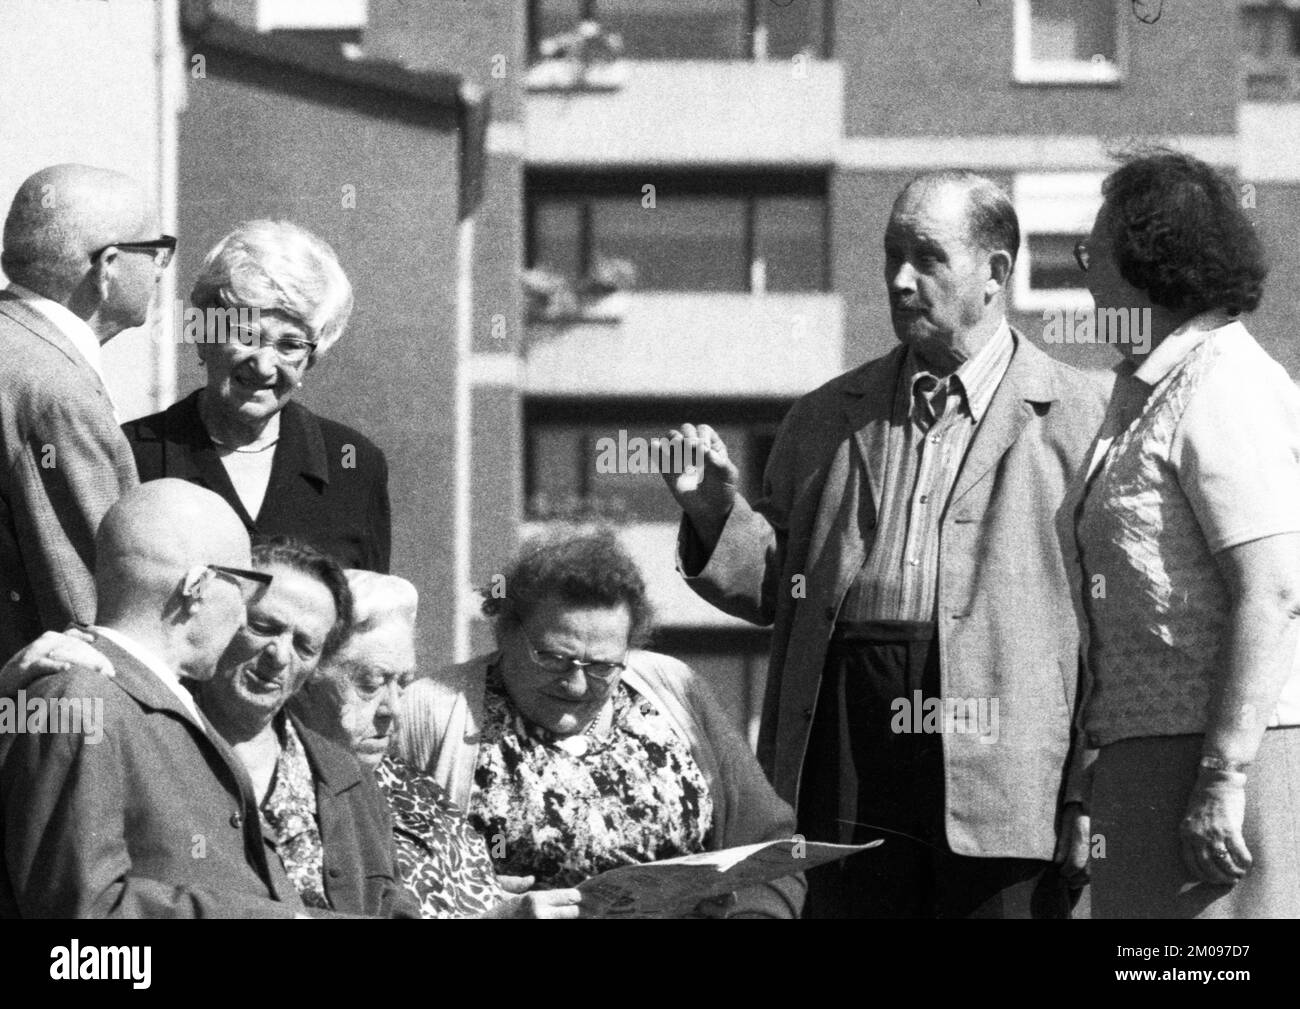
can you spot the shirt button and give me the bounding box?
[824,606,836,621]
[328,867,341,879]
[919,494,928,504]
[802,706,814,720]
[229,812,243,828]
[908,558,919,566]
[7,590,18,602]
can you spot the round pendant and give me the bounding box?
[556,734,589,757]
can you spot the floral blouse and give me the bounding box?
[376,755,508,918]
[260,716,330,910]
[467,663,714,888]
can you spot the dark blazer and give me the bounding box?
[288,712,417,918]
[0,632,303,918]
[122,390,390,572]
[0,291,138,660]
[680,331,1109,861]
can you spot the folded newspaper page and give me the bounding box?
[576,838,881,918]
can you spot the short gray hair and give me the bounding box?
[191,220,353,356]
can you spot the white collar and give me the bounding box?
[5,282,114,416]
[90,625,204,726]
[1131,309,1240,387]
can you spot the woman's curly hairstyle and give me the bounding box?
[1101,147,1266,317]
[480,528,654,648]
[250,535,354,663]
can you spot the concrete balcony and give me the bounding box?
[525,59,842,167]
[524,291,844,397]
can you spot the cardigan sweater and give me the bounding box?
[396,650,806,918]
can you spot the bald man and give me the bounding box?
[665,171,1109,917]
[0,164,174,660]
[0,480,306,918]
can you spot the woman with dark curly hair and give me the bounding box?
[1070,148,1300,917]
[396,528,805,917]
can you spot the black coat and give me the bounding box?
[123,390,390,572]
[288,713,417,918]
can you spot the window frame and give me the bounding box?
[1012,0,1127,86]
[525,170,831,297]
[1012,172,1105,313]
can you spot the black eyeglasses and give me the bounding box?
[91,235,177,269]
[207,564,273,592]
[521,628,627,683]
[1074,239,1090,272]
[227,325,318,365]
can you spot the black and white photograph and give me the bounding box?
[0,0,1293,987]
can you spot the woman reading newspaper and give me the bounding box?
[396,529,805,918]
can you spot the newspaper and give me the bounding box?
[576,838,881,918]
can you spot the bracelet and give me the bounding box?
[1198,754,1250,774]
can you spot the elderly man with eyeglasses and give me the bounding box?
[122,219,391,574]
[0,164,175,661]
[0,480,316,918]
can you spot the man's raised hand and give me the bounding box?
[657,423,740,548]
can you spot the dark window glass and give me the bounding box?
[755,196,826,292]
[525,402,786,522]
[1028,233,1088,292]
[760,0,827,58]
[1289,10,1300,57]
[534,0,584,48]
[596,0,748,59]
[528,175,828,293]
[530,199,585,278]
[1029,0,1116,63]
[592,195,747,291]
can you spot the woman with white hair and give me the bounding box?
[122,220,390,571]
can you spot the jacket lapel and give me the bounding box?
[841,346,906,520]
[949,329,1059,508]
[0,291,110,399]
[157,393,257,528]
[257,401,329,529]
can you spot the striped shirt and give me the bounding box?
[838,321,1015,623]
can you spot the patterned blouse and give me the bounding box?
[376,755,508,918]
[467,662,714,888]
[1077,319,1300,745]
[260,716,330,910]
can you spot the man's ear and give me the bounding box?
[179,565,212,612]
[985,249,1013,299]
[93,249,116,303]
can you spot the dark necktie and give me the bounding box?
[912,373,949,432]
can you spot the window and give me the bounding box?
[1242,4,1300,99]
[527,172,829,297]
[529,0,829,61]
[1012,173,1104,312]
[524,398,789,523]
[1013,0,1124,84]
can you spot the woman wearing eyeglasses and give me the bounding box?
[121,220,390,572]
[396,529,805,918]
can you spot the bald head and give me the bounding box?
[893,170,1020,268]
[2,164,152,302]
[95,480,251,620]
[333,571,418,675]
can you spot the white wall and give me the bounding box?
[0,0,181,422]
